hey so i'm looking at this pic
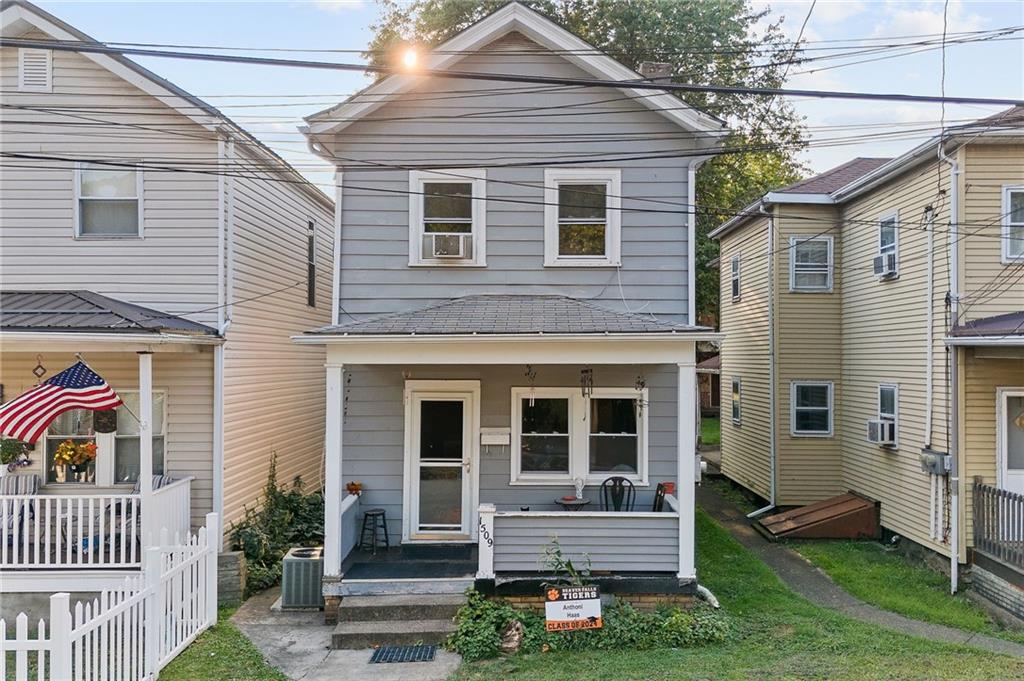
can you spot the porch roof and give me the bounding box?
[946,311,1024,346]
[304,295,710,338]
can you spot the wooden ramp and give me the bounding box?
[757,493,880,540]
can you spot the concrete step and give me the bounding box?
[338,594,466,622]
[332,618,457,649]
[337,577,474,596]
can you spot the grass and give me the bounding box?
[793,540,1024,644]
[161,607,287,681]
[700,416,720,446]
[453,511,1024,680]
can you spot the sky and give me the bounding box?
[31,0,1024,190]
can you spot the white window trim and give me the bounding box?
[996,388,1024,489]
[878,383,899,449]
[408,169,487,267]
[730,255,742,301]
[43,389,167,488]
[876,209,900,278]
[509,386,648,486]
[790,381,834,437]
[18,48,52,93]
[789,236,834,292]
[543,168,621,267]
[1002,185,1024,264]
[731,377,742,425]
[73,162,145,239]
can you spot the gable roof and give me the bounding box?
[0,290,218,336]
[1,0,332,210]
[303,1,726,139]
[304,294,709,337]
[771,157,891,196]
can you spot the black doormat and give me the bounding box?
[345,560,476,580]
[369,645,437,664]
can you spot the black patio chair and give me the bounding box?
[600,476,635,512]
[652,482,667,512]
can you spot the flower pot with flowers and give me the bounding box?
[53,439,97,483]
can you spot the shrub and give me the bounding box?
[228,455,324,595]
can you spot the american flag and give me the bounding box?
[0,361,123,444]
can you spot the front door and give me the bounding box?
[404,381,480,542]
[998,388,1024,496]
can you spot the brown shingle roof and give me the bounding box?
[949,310,1024,339]
[774,157,892,195]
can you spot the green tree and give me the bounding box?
[366,0,805,323]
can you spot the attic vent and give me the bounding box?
[18,48,52,92]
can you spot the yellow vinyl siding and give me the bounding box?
[838,156,952,556]
[718,217,773,499]
[775,204,843,504]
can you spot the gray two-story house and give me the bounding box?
[296,2,725,626]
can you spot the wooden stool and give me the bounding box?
[359,508,389,554]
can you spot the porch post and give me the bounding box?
[677,356,697,581]
[477,503,496,579]
[138,351,154,546]
[324,363,345,577]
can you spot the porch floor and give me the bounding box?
[332,545,478,595]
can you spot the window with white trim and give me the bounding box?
[790,236,833,291]
[731,377,742,424]
[877,211,899,277]
[791,381,833,436]
[114,391,167,484]
[731,255,741,300]
[76,163,142,237]
[510,387,647,485]
[544,168,621,266]
[878,384,899,448]
[18,48,52,92]
[45,410,96,484]
[306,219,317,307]
[408,170,486,266]
[1004,186,1024,262]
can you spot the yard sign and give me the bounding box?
[544,585,602,631]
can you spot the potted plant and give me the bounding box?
[345,481,363,496]
[0,438,26,476]
[53,439,97,481]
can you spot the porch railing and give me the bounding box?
[972,478,1024,570]
[477,496,681,579]
[150,476,193,542]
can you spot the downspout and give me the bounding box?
[331,170,344,327]
[687,159,698,326]
[749,201,777,519]
[213,135,228,548]
[924,205,935,446]
[938,140,961,594]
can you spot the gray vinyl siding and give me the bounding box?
[341,364,680,540]
[492,514,678,572]
[331,32,695,323]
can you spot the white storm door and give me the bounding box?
[998,389,1024,496]
[404,382,479,541]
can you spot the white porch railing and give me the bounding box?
[477,496,682,578]
[0,513,219,681]
[150,477,193,543]
[338,493,361,571]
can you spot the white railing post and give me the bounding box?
[143,547,161,677]
[138,352,154,548]
[677,358,697,581]
[205,513,219,626]
[477,503,496,579]
[323,363,344,577]
[49,593,72,681]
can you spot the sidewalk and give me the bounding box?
[697,483,1024,658]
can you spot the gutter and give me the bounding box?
[748,200,777,519]
[292,331,725,345]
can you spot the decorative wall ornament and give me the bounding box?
[634,373,648,417]
[580,367,593,399]
[32,354,46,381]
[525,365,538,406]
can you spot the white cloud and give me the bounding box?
[813,1,868,25]
[310,0,365,13]
[872,0,984,38]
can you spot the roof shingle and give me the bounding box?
[774,157,892,195]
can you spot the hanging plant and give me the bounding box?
[0,438,27,467]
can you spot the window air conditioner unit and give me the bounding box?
[866,419,896,446]
[423,232,473,259]
[872,252,897,278]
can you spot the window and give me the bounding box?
[409,169,486,266]
[510,387,647,485]
[544,168,621,266]
[1004,186,1024,262]
[731,255,741,300]
[45,410,96,484]
[731,377,742,424]
[878,384,899,448]
[790,237,833,291]
[791,382,833,436]
[114,391,166,484]
[76,163,142,237]
[306,220,317,307]
[877,211,899,277]
[18,48,51,92]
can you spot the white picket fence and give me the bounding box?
[0,512,219,681]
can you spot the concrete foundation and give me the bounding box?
[218,550,247,606]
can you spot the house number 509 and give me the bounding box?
[479,518,493,547]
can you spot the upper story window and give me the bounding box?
[731,377,742,425]
[75,163,142,238]
[730,255,741,300]
[544,168,621,267]
[306,219,317,308]
[18,48,52,92]
[791,381,833,436]
[874,210,899,279]
[1004,186,1024,263]
[790,236,833,292]
[408,169,486,266]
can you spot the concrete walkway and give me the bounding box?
[231,588,461,681]
[697,484,1024,657]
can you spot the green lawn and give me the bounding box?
[700,416,720,446]
[161,607,286,681]
[454,511,1024,680]
[794,540,1024,644]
